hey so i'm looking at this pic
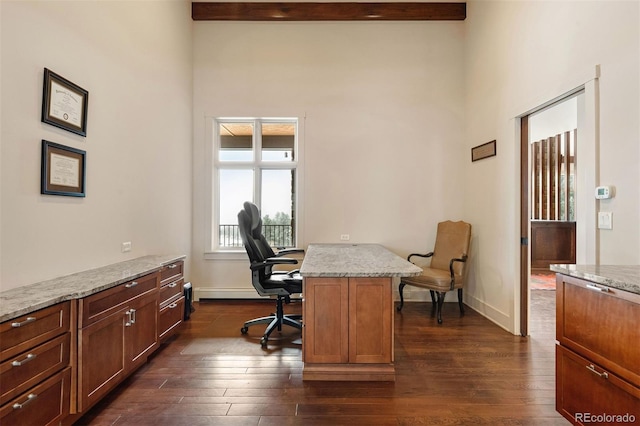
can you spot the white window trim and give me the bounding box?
[203,115,305,260]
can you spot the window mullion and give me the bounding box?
[254,119,262,208]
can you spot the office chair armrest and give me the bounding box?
[266,256,298,265]
[274,248,305,256]
[448,254,468,290]
[407,252,434,262]
[249,257,299,271]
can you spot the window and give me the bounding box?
[212,118,300,251]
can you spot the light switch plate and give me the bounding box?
[597,212,612,230]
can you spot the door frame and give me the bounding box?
[518,82,598,336]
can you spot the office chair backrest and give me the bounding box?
[243,202,277,259]
[237,208,261,263]
[430,220,472,275]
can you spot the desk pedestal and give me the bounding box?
[302,277,394,381]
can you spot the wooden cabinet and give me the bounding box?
[77,272,159,411]
[158,260,185,341]
[0,302,72,425]
[0,255,187,425]
[303,277,394,381]
[556,274,640,424]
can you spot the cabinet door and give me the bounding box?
[126,293,158,371]
[556,345,640,424]
[78,308,127,411]
[349,278,392,364]
[303,278,349,364]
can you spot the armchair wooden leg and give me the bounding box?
[428,290,437,317]
[397,282,406,311]
[458,288,465,316]
[436,291,446,324]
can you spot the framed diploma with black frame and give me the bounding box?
[41,68,89,137]
[41,140,86,197]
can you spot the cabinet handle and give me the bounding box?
[11,353,37,367]
[12,393,37,410]
[125,310,133,327]
[586,284,609,293]
[130,308,136,324]
[125,281,138,288]
[168,282,178,288]
[168,303,178,309]
[168,264,178,269]
[11,317,36,328]
[586,364,609,379]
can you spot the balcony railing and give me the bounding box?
[219,224,293,248]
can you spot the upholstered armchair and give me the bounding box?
[397,220,472,324]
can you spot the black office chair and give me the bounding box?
[238,202,304,348]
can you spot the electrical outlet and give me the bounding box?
[340,234,350,241]
[122,241,132,252]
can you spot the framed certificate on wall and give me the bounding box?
[41,68,89,137]
[41,140,86,197]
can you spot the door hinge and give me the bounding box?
[521,237,528,246]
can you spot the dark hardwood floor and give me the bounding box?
[77,290,567,425]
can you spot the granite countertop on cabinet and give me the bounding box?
[299,243,422,278]
[0,254,186,323]
[550,264,640,295]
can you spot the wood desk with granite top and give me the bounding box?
[299,244,422,381]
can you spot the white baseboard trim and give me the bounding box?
[197,287,462,302]
[195,288,259,300]
[194,287,304,301]
[464,293,513,334]
[194,287,514,334]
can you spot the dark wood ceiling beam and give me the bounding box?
[192,2,466,21]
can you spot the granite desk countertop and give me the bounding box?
[550,264,640,295]
[0,254,186,323]
[299,243,422,278]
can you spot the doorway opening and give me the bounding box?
[520,91,583,336]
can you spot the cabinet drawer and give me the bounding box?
[79,272,159,327]
[0,333,70,406]
[160,261,183,285]
[0,302,70,362]
[0,366,71,426]
[556,276,640,387]
[159,278,184,308]
[556,345,640,424]
[159,296,184,341]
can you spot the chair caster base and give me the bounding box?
[260,337,268,348]
[240,326,248,334]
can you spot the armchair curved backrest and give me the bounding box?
[430,220,472,276]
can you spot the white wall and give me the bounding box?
[464,0,640,332]
[192,21,466,299]
[2,1,637,338]
[0,1,193,290]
